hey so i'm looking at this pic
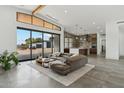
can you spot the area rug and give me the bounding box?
[28,61,95,86]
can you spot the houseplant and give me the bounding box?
[0,50,19,71]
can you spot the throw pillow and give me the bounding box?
[52,52,62,57]
[42,58,49,63]
[38,56,42,60]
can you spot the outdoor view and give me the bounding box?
[17,28,60,61]
[17,29,31,60]
[43,33,52,57]
[32,31,43,59]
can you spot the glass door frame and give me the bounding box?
[17,28,32,62]
[17,27,60,62]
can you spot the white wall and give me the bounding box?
[0,6,16,53]
[0,6,64,54]
[119,28,124,56]
[106,20,119,60]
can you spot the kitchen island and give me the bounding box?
[64,48,88,56]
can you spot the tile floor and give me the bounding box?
[0,56,124,88]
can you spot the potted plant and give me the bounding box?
[0,50,19,71]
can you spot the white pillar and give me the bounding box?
[119,25,124,57]
[97,32,101,55]
[60,27,64,53]
[106,20,119,60]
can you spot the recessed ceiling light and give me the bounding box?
[64,10,68,14]
[93,22,96,25]
[46,14,58,21]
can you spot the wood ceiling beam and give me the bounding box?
[32,5,46,15]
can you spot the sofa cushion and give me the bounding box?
[70,53,78,58]
[51,64,71,71]
[49,60,65,66]
[66,54,85,64]
[52,52,62,57]
[56,57,68,63]
[42,58,50,63]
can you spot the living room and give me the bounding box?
[1,4,124,89]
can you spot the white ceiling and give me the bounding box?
[15,5,124,35]
[15,5,37,12]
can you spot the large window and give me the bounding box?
[43,33,52,57]
[32,16,44,27]
[17,28,60,61]
[44,21,53,29]
[17,12,32,24]
[32,31,43,59]
[16,12,61,31]
[17,29,31,61]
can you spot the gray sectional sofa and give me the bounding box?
[36,53,88,75]
[50,53,88,75]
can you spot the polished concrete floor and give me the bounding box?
[0,56,124,88]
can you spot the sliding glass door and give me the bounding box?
[17,28,60,61]
[31,31,43,59]
[43,33,52,57]
[17,29,31,61]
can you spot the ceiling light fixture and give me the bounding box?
[46,14,58,21]
[64,10,68,14]
[93,22,96,25]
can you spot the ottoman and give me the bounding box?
[51,64,71,75]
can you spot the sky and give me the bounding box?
[17,29,51,45]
